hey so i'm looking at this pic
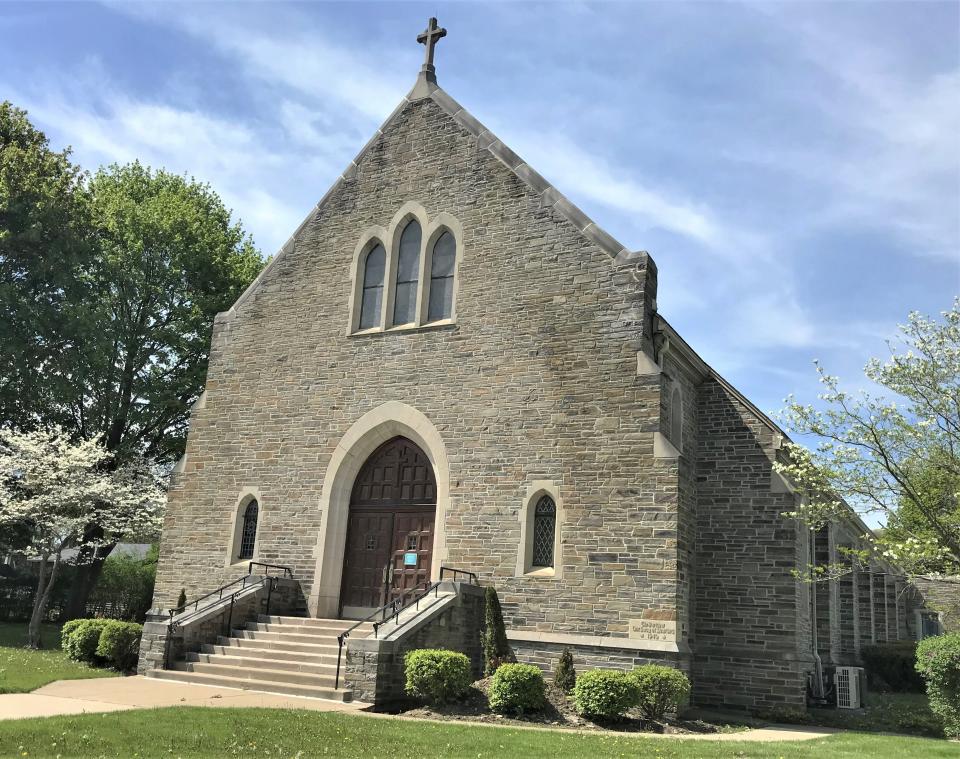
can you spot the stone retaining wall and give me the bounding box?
[343,582,484,704]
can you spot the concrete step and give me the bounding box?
[188,651,337,675]
[177,660,337,688]
[217,635,340,655]
[147,668,350,702]
[232,629,346,646]
[244,622,350,637]
[200,643,338,665]
[258,616,374,634]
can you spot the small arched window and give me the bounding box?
[531,495,556,568]
[359,244,386,329]
[670,387,683,450]
[392,220,422,325]
[428,231,456,321]
[238,499,259,560]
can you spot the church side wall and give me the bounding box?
[692,377,813,710]
[151,97,679,653]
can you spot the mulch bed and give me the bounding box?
[385,678,738,735]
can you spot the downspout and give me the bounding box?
[810,528,826,701]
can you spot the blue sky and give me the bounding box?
[2,1,958,424]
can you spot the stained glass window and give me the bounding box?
[532,495,556,568]
[428,231,455,321]
[359,244,386,329]
[393,220,422,325]
[239,499,259,560]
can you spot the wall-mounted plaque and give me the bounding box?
[628,618,678,642]
[403,552,418,567]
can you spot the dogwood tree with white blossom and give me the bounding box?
[775,299,960,577]
[0,427,165,648]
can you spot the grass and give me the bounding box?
[759,692,944,738]
[0,708,955,759]
[0,622,117,694]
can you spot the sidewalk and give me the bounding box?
[0,676,839,742]
[0,676,366,721]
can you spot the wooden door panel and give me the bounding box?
[389,510,434,602]
[341,437,438,619]
[341,512,393,615]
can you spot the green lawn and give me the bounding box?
[758,692,945,738]
[0,622,117,694]
[0,708,955,759]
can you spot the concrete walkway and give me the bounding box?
[0,677,839,742]
[0,676,366,721]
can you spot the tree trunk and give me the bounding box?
[61,539,113,621]
[28,552,61,649]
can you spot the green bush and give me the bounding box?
[916,633,960,738]
[861,642,925,692]
[62,619,111,664]
[553,648,576,693]
[59,619,86,650]
[88,546,158,622]
[572,669,640,720]
[489,663,546,715]
[96,620,143,671]
[630,665,691,720]
[404,649,472,704]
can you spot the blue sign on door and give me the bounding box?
[403,552,418,567]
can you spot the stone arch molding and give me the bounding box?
[308,401,450,617]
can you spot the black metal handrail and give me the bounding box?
[439,566,479,584]
[164,573,279,669]
[168,575,256,618]
[333,565,479,689]
[248,561,293,578]
[168,563,293,618]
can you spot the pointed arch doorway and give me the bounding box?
[339,436,437,619]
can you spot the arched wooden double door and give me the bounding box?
[339,437,437,619]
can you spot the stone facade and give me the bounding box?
[148,70,929,711]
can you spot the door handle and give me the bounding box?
[387,564,394,584]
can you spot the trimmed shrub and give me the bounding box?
[553,648,576,693]
[60,619,87,650]
[630,665,691,720]
[482,586,514,676]
[572,669,640,720]
[404,649,472,704]
[489,663,546,715]
[916,633,960,738]
[62,619,111,664]
[861,642,925,692]
[96,620,143,671]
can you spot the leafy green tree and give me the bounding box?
[61,162,263,616]
[77,161,263,462]
[0,101,91,431]
[776,300,960,575]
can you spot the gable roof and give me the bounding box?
[224,72,647,318]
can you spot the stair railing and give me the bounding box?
[163,563,294,669]
[333,565,479,690]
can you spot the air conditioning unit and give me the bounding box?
[835,666,864,709]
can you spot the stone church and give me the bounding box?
[140,19,943,709]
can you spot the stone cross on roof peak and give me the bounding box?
[417,17,446,82]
